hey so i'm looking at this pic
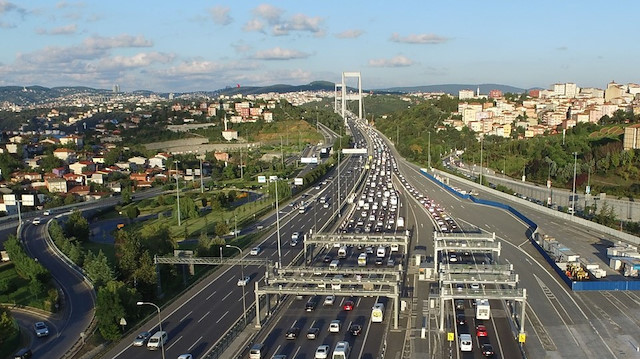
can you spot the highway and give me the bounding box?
[105,151,363,358]
[387,129,639,358]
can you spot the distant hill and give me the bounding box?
[0,86,112,106]
[380,83,528,95]
[217,81,338,96]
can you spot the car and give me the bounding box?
[272,355,287,359]
[13,348,32,359]
[455,300,465,311]
[348,324,362,336]
[456,313,466,325]
[365,246,374,254]
[177,355,193,359]
[32,217,41,226]
[306,327,320,339]
[132,331,151,346]
[237,276,250,286]
[329,320,340,333]
[43,210,51,216]
[343,300,354,311]
[375,257,384,265]
[471,283,480,291]
[481,343,495,357]
[323,255,332,263]
[306,299,317,312]
[323,202,330,208]
[323,295,335,306]
[476,324,488,337]
[34,321,49,337]
[386,258,395,267]
[314,345,330,359]
[250,246,261,256]
[285,327,300,340]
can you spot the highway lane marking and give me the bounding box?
[180,310,193,322]
[166,335,182,351]
[358,295,379,359]
[221,291,233,301]
[226,276,235,283]
[291,346,302,358]
[188,336,203,351]
[284,249,291,257]
[517,239,529,247]
[216,310,229,324]
[198,311,211,323]
[206,290,217,301]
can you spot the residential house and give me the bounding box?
[46,178,68,193]
[52,167,68,177]
[60,135,84,148]
[128,156,148,167]
[53,148,77,162]
[69,161,95,175]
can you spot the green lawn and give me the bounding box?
[0,263,55,309]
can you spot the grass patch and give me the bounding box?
[0,322,23,359]
[83,241,116,265]
[0,263,55,309]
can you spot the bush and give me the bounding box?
[0,278,16,293]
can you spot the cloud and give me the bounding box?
[36,23,77,35]
[56,1,85,9]
[231,42,252,54]
[247,5,323,36]
[556,46,568,51]
[0,1,26,16]
[209,6,232,26]
[390,32,448,44]
[0,20,15,28]
[154,59,258,77]
[243,18,264,32]
[83,34,153,49]
[252,4,283,25]
[335,29,363,39]
[368,55,414,67]
[253,47,310,60]
[97,52,175,70]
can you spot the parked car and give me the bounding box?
[132,331,151,346]
[34,322,49,337]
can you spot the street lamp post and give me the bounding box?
[572,152,578,216]
[427,131,431,170]
[136,301,165,359]
[274,179,282,269]
[226,244,247,326]
[175,161,181,227]
[479,137,483,185]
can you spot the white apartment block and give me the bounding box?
[553,83,566,96]
[459,89,475,100]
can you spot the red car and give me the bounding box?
[343,300,354,311]
[476,324,488,337]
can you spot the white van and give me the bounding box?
[376,246,386,258]
[147,331,168,350]
[371,303,384,323]
[459,333,472,352]
[338,246,347,259]
[249,343,265,359]
[332,341,350,359]
[329,260,339,271]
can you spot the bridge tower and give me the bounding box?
[340,72,363,121]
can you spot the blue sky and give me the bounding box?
[0,1,638,92]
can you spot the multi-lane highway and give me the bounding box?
[105,146,363,358]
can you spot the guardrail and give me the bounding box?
[420,168,640,291]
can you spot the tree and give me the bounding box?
[215,222,229,237]
[83,250,115,287]
[125,205,140,219]
[3,236,49,282]
[175,197,198,221]
[0,306,17,344]
[65,210,90,242]
[96,281,126,341]
[121,186,132,205]
[115,230,142,282]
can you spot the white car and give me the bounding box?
[329,320,341,333]
[32,217,41,226]
[323,295,335,306]
[43,210,51,216]
[237,276,250,286]
[315,344,330,359]
[250,246,261,256]
[34,321,49,337]
[177,355,193,359]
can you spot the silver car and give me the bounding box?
[34,321,49,337]
[132,331,151,346]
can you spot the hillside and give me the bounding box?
[381,83,528,95]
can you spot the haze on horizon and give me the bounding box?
[0,0,638,92]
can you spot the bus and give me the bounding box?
[371,302,384,322]
[475,299,491,320]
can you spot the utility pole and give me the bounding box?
[479,137,483,185]
[199,158,204,193]
[280,135,284,169]
[572,152,578,216]
[274,179,282,268]
[428,131,431,170]
[240,149,243,180]
[175,161,181,226]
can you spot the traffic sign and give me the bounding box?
[518,333,526,343]
[447,332,454,341]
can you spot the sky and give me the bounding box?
[1,0,639,92]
